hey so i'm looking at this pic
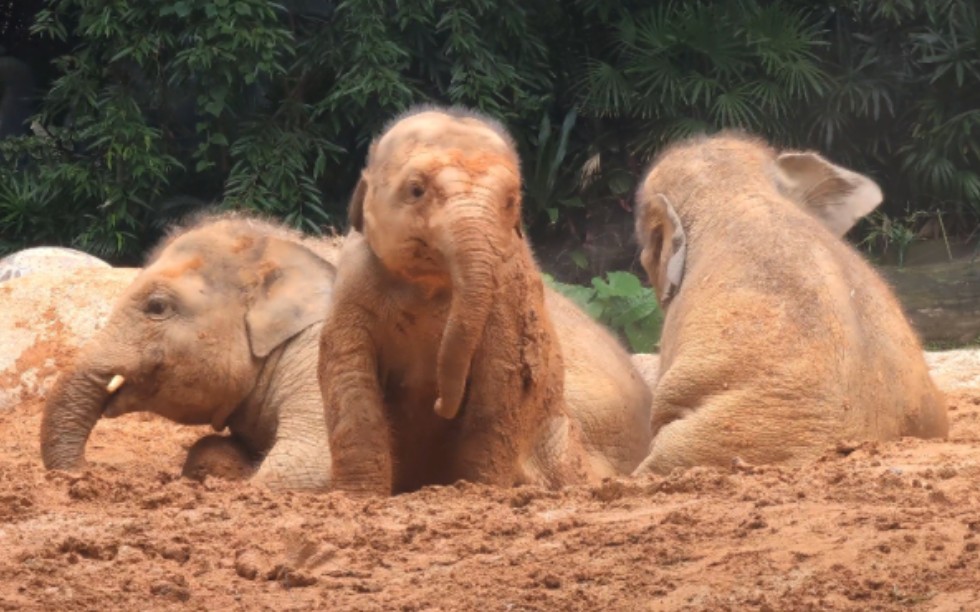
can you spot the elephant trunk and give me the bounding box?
[40,364,113,470]
[433,202,500,419]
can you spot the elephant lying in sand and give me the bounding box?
[41,214,340,491]
[632,132,948,474]
[319,106,651,495]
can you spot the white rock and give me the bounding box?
[0,268,138,411]
[630,353,660,390]
[0,247,110,283]
[924,349,980,391]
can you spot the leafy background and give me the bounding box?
[1,0,978,350]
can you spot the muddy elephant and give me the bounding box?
[319,106,649,495]
[632,132,948,473]
[546,291,652,477]
[41,213,340,491]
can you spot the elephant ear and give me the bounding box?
[637,193,686,307]
[347,175,367,232]
[772,151,883,236]
[245,238,336,358]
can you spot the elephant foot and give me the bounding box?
[182,434,255,482]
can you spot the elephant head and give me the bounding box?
[348,107,524,419]
[635,132,883,305]
[41,214,335,470]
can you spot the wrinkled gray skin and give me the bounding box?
[40,214,339,491]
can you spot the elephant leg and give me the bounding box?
[252,395,333,492]
[320,314,393,495]
[451,427,521,487]
[523,414,594,488]
[182,434,256,482]
[633,396,819,475]
[252,442,331,491]
[631,416,705,476]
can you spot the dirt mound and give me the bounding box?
[2,355,979,610]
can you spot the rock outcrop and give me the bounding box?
[0,247,111,283]
[0,268,137,411]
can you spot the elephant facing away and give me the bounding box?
[41,213,339,491]
[319,106,630,495]
[632,132,948,474]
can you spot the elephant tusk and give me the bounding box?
[106,374,125,394]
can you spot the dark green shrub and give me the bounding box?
[1,0,976,265]
[544,271,663,352]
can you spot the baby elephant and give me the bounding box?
[633,132,948,473]
[41,213,339,490]
[319,106,598,495]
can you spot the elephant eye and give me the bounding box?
[408,181,426,199]
[145,295,175,320]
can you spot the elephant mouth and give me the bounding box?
[100,374,135,419]
[101,389,128,419]
[394,240,448,285]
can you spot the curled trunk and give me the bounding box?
[40,367,110,470]
[433,205,499,419]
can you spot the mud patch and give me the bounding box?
[1,353,979,609]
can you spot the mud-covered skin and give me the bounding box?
[41,213,339,491]
[633,133,948,473]
[319,107,597,495]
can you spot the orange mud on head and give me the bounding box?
[159,256,204,279]
[438,149,518,178]
[231,236,255,254]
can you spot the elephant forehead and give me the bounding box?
[400,147,517,178]
[143,251,236,294]
[430,152,518,182]
[377,114,512,159]
[156,255,204,279]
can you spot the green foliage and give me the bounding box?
[569,0,979,238]
[0,0,558,261]
[819,0,980,232]
[543,271,663,353]
[522,109,584,225]
[2,0,296,258]
[576,1,829,152]
[1,0,977,262]
[859,210,925,267]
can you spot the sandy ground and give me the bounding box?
[1,360,979,611]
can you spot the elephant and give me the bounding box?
[318,106,651,495]
[546,290,652,478]
[632,132,948,474]
[40,213,341,491]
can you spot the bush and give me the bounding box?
[544,271,663,352]
[570,0,980,238]
[0,0,561,261]
[1,0,977,265]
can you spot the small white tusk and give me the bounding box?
[106,374,125,394]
